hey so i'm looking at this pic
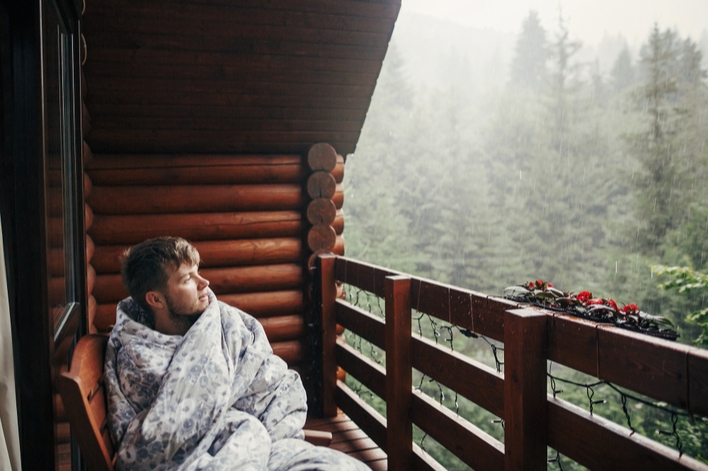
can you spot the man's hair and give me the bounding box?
[121,237,200,314]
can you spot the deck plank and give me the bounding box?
[367,458,389,471]
[306,409,388,470]
[63,409,385,470]
[331,428,370,444]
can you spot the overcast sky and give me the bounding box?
[405,0,708,48]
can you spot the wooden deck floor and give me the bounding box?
[57,409,386,470]
[305,410,387,471]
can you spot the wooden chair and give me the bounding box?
[57,334,116,470]
[58,333,331,471]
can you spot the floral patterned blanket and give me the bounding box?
[105,291,366,471]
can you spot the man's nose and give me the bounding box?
[197,274,209,289]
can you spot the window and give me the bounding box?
[42,0,80,348]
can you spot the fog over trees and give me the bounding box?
[345,10,708,348]
[342,8,708,468]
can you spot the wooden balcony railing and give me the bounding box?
[315,255,708,471]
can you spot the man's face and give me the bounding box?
[163,262,210,326]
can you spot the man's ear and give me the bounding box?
[145,291,164,310]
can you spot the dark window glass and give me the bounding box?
[42,0,78,343]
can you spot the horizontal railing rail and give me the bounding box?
[317,255,708,470]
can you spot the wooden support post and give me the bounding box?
[385,275,412,471]
[318,254,338,417]
[504,308,548,470]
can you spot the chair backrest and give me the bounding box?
[57,334,116,470]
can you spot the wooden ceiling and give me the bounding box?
[82,0,401,155]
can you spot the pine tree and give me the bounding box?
[482,11,623,291]
[628,25,689,255]
[610,47,636,94]
[509,10,548,93]
[665,37,708,270]
[677,37,706,87]
[344,43,421,273]
[545,11,582,148]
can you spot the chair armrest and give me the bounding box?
[303,429,332,447]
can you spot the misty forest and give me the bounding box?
[341,10,708,469]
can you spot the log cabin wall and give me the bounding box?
[81,149,346,424]
[77,0,399,426]
[8,0,399,469]
[83,152,346,369]
[79,0,398,359]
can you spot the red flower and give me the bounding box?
[605,299,619,311]
[576,291,592,303]
[526,281,535,290]
[586,298,604,306]
[536,279,544,288]
[547,282,554,288]
[621,303,639,314]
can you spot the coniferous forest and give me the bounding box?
[342,9,708,469]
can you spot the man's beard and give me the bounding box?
[164,293,203,333]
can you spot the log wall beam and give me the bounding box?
[90,238,304,273]
[88,184,306,214]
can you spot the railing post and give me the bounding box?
[318,254,338,417]
[385,275,412,471]
[504,308,548,470]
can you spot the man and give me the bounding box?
[105,237,368,470]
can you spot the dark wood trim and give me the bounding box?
[411,391,505,471]
[84,1,400,29]
[412,443,445,471]
[335,340,386,398]
[335,380,387,451]
[1,0,85,468]
[548,396,704,470]
[85,61,380,85]
[83,48,385,75]
[547,312,708,416]
[0,6,23,467]
[384,275,412,470]
[6,1,56,468]
[411,334,504,418]
[503,308,548,470]
[333,256,512,341]
[335,299,385,349]
[318,254,337,417]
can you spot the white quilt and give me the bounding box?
[105,290,367,471]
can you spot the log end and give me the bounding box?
[307,198,337,225]
[307,224,337,252]
[307,143,337,172]
[306,172,337,200]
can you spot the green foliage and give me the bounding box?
[653,265,708,346]
[548,364,708,466]
[625,25,708,255]
[343,13,708,469]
